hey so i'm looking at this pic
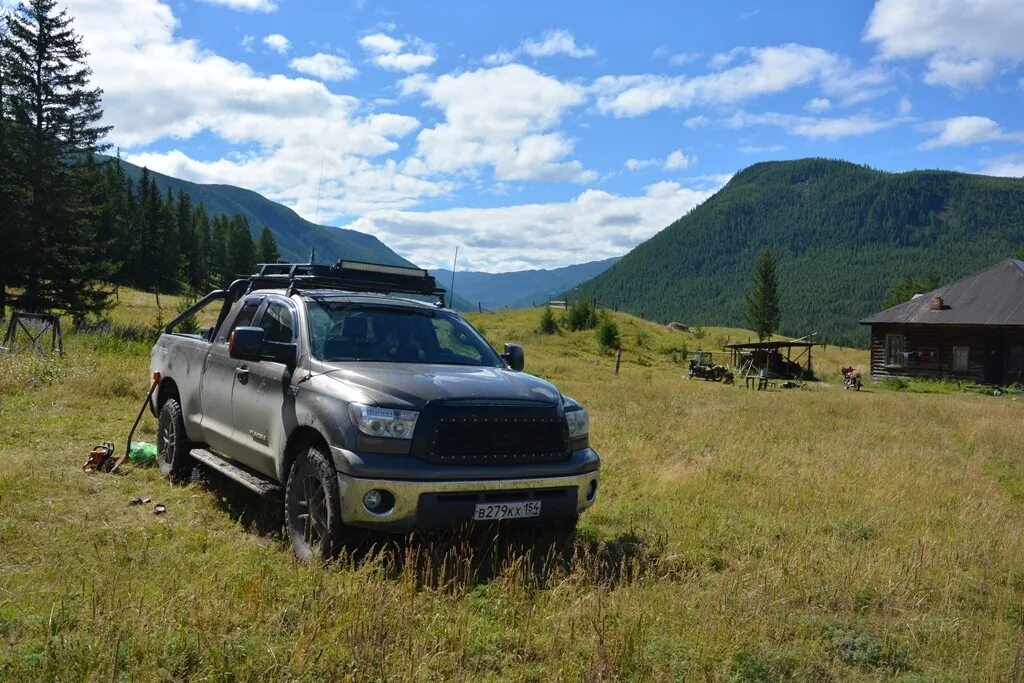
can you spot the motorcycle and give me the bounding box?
[841,365,862,391]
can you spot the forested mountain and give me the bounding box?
[573,158,1024,346]
[434,257,620,311]
[108,157,412,267]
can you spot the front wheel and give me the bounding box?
[157,398,193,482]
[285,446,346,562]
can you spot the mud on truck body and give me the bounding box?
[149,261,600,561]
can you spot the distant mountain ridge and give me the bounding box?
[434,257,620,311]
[108,156,413,267]
[573,158,1024,345]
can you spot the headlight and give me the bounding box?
[349,403,419,440]
[565,408,589,438]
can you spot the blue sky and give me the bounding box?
[53,0,1024,271]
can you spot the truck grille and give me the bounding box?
[418,404,570,466]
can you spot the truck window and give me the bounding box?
[219,299,262,343]
[260,301,295,344]
[306,300,500,367]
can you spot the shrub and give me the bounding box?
[880,376,909,391]
[538,305,559,334]
[596,318,620,351]
[565,299,598,331]
[173,294,200,335]
[692,325,706,339]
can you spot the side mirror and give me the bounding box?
[502,342,525,371]
[229,326,264,361]
[263,340,298,368]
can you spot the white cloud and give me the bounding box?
[240,34,255,52]
[865,0,1024,89]
[201,0,276,12]
[624,150,696,172]
[669,52,700,66]
[980,153,1024,177]
[922,54,994,89]
[664,150,695,170]
[485,29,595,65]
[805,97,831,112]
[918,115,1024,150]
[898,96,912,115]
[592,44,889,117]
[263,33,290,54]
[358,32,436,72]
[402,64,591,182]
[289,53,358,81]
[63,0,447,220]
[727,111,898,139]
[341,182,718,272]
[684,115,710,128]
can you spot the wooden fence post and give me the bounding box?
[615,348,622,376]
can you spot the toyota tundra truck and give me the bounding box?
[149,260,600,561]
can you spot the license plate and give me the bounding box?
[473,500,541,521]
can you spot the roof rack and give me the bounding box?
[241,259,447,301]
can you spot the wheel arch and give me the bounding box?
[281,426,332,482]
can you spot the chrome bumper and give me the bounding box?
[336,470,600,532]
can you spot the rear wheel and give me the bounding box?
[157,398,193,482]
[285,446,345,562]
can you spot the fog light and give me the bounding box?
[586,479,598,502]
[363,489,382,510]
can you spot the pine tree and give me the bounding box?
[255,226,280,264]
[744,247,781,341]
[4,0,112,316]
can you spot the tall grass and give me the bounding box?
[0,299,1021,680]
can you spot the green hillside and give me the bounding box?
[572,158,1024,346]
[434,257,620,311]
[110,157,412,267]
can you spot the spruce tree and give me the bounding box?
[4,0,112,316]
[255,226,280,264]
[744,247,781,341]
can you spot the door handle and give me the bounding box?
[235,366,249,384]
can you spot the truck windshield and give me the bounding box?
[306,300,502,367]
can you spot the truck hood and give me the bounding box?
[318,362,561,409]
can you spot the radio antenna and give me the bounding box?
[448,245,459,308]
[313,151,326,226]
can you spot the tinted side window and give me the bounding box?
[260,301,295,344]
[221,299,262,342]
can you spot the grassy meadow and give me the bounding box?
[1,295,1023,681]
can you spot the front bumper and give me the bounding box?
[336,469,600,532]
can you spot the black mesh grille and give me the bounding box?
[423,409,570,466]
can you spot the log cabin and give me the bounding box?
[860,259,1024,385]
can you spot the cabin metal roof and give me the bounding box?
[860,259,1024,326]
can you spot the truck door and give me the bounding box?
[229,297,298,477]
[199,296,264,454]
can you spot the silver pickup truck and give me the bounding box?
[150,261,600,561]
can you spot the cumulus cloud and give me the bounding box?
[485,29,595,65]
[358,32,436,72]
[289,53,358,81]
[865,0,1024,89]
[592,43,889,117]
[263,33,290,54]
[401,64,592,182]
[201,0,276,12]
[918,115,1024,150]
[341,182,717,272]
[63,0,447,220]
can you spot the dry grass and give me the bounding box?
[0,300,1021,681]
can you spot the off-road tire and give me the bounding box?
[157,398,193,482]
[285,446,345,562]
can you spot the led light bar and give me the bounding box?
[337,260,428,278]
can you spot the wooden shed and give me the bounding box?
[860,259,1024,385]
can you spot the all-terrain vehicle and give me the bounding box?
[686,351,732,382]
[149,261,600,560]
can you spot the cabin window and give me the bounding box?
[953,346,969,372]
[884,334,905,367]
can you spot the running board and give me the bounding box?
[190,448,282,496]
